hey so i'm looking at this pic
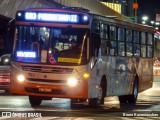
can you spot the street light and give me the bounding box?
[151,21,154,24]
[142,16,148,21]
[141,16,148,25]
[155,27,159,30]
[142,21,145,24]
[155,22,160,25]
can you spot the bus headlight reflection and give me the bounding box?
[67,77,78,87]
[17,75,25,82]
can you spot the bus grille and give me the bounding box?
[21,65,74,74]
[27,78,67,84]
[0,82,10,85]
[0,72,10,82]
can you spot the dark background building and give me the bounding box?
[100,0,160,28]
[99,0,135,17]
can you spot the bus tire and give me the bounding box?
[71,99,87,103]
[118,95,128,103]
[88,87,102,107]
[118,77,138,104]
[100,76,107,105]
[89,76,106,107]
[29,96,42,106]
[88,98,99,108]
[128,77,138,104]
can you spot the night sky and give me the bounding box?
[138,0,160,22]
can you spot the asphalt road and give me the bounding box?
[0,80,160,120]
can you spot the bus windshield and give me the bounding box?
[13,26,89,65]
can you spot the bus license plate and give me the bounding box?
[39,88,52,92]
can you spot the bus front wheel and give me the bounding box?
[29,96,42,106]
[88,76,106,107]
[71,99,87,103]
[88,86,104,107]
[128,77,138,104]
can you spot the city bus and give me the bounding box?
[10,7,154,107]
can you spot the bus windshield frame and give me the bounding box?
[13,25,90,66]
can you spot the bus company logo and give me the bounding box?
[44,75,47,78]
[2,112,11,117]
[1,112,42,118]
[28,73,35,77]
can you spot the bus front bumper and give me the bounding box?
[10,78,88,99]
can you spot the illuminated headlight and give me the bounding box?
[83,15,88,21]
[67,77,78,87]
[48,50,52,54]
[4,58,9,63]
[18,12,22,17]
[17,75,25,82]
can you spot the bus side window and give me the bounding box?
[110,26,116,40]
[110,41,117,56]
[148,34,153,45]
[147,46,153,58]
[101,40,111,55]
[133,31,139,43]
[91,34,101,56]
[134,44,140,57]
[141,32,147,58]
[118,28,124,41]
[126,30,132,42]
[147,33,153,58]
[101,24,109,39]
[118,28,125,56]
[141,32,146,44]
[109,26,117,56]
[92,21,100,34]
[118,42,125,56]
[126,30,133,57]
[126,43,133,56]
[141,45,146,57]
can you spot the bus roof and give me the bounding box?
[16,7,90,14]
[16,7,154,33]
[90,13,154,32]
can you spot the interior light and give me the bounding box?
[43,27,46,31]
[155,27,159,30]
[48,50,52,54]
